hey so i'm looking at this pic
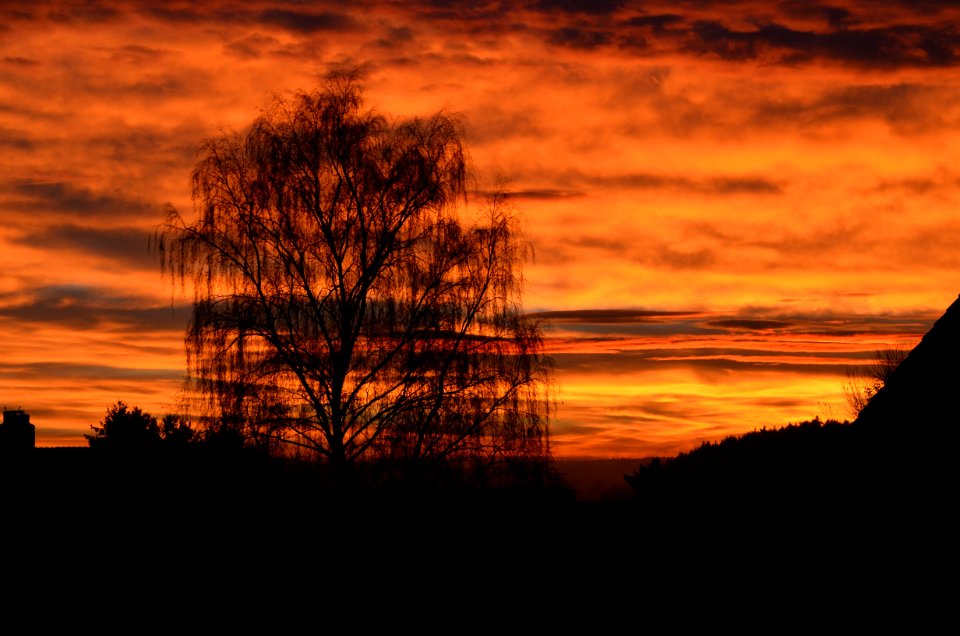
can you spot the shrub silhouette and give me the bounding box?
[85,401,196,450]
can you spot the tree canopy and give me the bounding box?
[159,75,553,475]
[85,401,195,450]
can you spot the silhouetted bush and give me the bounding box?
[85,401,197,450]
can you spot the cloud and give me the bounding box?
[224,33,283,60]
[258,9,359,33]
[707,319,795,331]
[532,170,783,195]
[0,285,188,332]
[684,19,960,68]
[543,304,937,340]
[12,225,155,268]
[48,2,122,24]
[0,361,182,382]
[605,172,782,194]
[3,56,39,66]
[640,246,717,270]
[107,44,172,64]
[0,125,34,150]
[529,308,703,323]
[895,221,960,268]
[624,14,685,33]
[534,0,626,15]
[547,27,614,50]
[534,231,722,272]
[870,176,952,194]
[553,350,849,377]
[500,189,585,200]
[777,2,853,28]
[2,181,156,220]
[464,105,550,144]
[140,5,208,23]
[751,83,957,135]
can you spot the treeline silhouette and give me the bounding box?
[2,400,572,528]
[625,415,955,533]
[4,405,954,578]
[2,402,582,572]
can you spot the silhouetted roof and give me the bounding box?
[856,294,960,428]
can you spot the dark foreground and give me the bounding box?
[0,442,954,625]
[2,442,953,553]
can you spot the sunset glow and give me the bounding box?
[3,1,959,456]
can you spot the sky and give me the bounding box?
[2,0,960,457]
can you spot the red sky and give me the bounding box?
[2,0,959,456]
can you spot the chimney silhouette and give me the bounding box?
[0,407,36,451]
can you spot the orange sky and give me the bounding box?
[2,0,960,456]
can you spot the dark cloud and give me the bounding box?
[750,221,872,264]
[49,2,121,24]
[870,173,960,194]
[552,350,849,377]
[535,0,626,14]
[708,319,795,331]
[84,122,201,169]
[258,9,359,33]
[0,126,34,150]
[3,56,39,66]
[548,27,614,49]
[0,285,188,332]
[529,309,703,323]
[641,246,716,270]
[537,232,721,272]
[753,83,955,134]
[624,14,685,33]
[499,189,585,200]
[0,361,182,382]
[371,24,416,49]
[708,177,782,194]
[464,105,548,144]
[567,236,628,251]
[685,19,960,68]
[542,305,937,340]
[224,33,282,60]
[411,0,521,24]
[4,181,155,219]
[777,2,853,28]
[568,171,783,195]
[141,6,207,23]
[108,44,171,63]
[686,20,761,61]
[13,225,155,268]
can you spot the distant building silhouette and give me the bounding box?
[0,408,36,451]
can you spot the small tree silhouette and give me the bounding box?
[85,401,161,449]
[842,348,908,417]
[85,402,196,449]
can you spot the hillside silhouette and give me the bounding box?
[626,296,960,532]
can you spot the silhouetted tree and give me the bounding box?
[85,402,196,450]
[158,73,552,476]
[85,401,161,449]
[159,413,197,447]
